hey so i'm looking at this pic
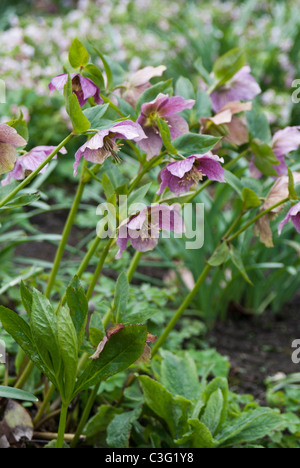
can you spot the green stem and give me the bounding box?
[70,382,100,448]
[45,160,88,298]
[33,383,55,426]
[226,197,289,243]
[0,133,74,209]
[56,403,69,448]
[128,155,163,195]
[151,264,212,356]
[127,251,143,282]
[14,360,34,389]
[86,238,114,301]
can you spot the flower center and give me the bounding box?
[103,135,123,163]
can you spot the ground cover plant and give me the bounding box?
[0,0,300,449]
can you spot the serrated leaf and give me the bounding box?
[201,389,224,435]
[66,276,88,347]
[106,408,141,448]
[172,133,220,155]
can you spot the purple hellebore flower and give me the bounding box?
[1,145,67,186]
[73,120,147,176]
[250,126,300,178]
[0,123,27,176]
[137,93,195,159]
[116,204,185,258]
[278,202,300,235]
[157,153,225,196]
[210,66,261,112]
[48,73,103,107]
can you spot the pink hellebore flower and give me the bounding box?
[1,146,67,186]
[123,65,167,107]
[73,120,147,176]
[137,93,195,160]
[116,204,185,258]
[278,202,300,235]
[48,73,103,107]
[0,123,27,176]
[250,126,300,178]
[210,66,261,112]
[157,153,225,196]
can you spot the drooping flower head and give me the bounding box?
[157,153,225,196]
[123,65,166,107]
[1,145,67,186]
[278,202,300,235]
[250,126,300,178]
[137,93,195,159]
[210,66,261,113]
[0,123,27,176]
[116,204,185,258]
[73,120,147,176]
[48,73,103,107]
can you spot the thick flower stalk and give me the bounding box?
[116,204,185,258]
[73,120,147,176]
[0,124,27,176]
[137,93,195,159]
[49,73,103,107]
[157,153,225,195]
[1,145,67,185]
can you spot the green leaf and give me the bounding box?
[288,167,298,201]
[246,107,271,144]
[0,306,48,376]
[160,350,200,401]
[194,91,212,120]
[5,113,29,142]
[172,133,220,155]
[83,405,123,439]
[216,408,282,447]
[156,117,178,154]
[139,375,193,439]
[92,47,114,91]
[202,377,229,433]
[114,271,129,323]
[0,192,40,210]
[251,139,279,177]
[63,74,91,134]
[30,290,61,376]
[224,170,243,198]
[242,187,261,209]
[69,38,89,69]
[136,79,173,113]
[66,276,88,347]
[208,242,229,267]
[201,389,224,435]
[73,325,147,397]
[213,48,245,87]
[0,386,38,402]
[20,281,33,317]
[56,306,78,403]
[83,103,109,128]
[229,245,253,285]
[175,77,195,100]
[127,182,152,213]
[106,408,141,448]
[194,58,214,86]
[175,418,216,448]
[82,64,105,90]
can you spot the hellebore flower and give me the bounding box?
[1,145,67,186]
[116,204,185,258]
[137,93,195,159]
[250,126,300,178]
[48,73,103,107]
[0,123,27,176]
[254,172,300,246]
[157,153,225,196]
[73,120,147,176]
[122,65,166,107]
[210,66,261,112]
[200,101,252,147]
[278,202,300,235]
